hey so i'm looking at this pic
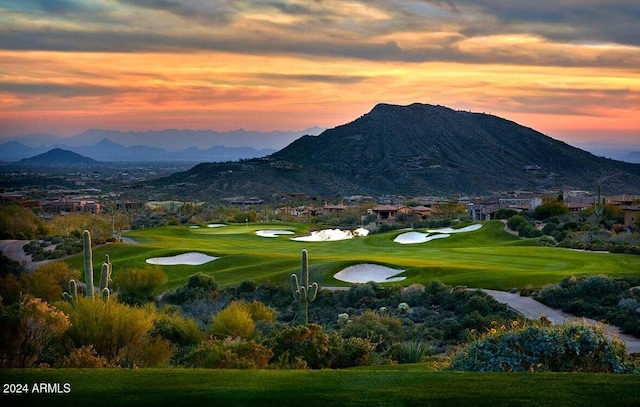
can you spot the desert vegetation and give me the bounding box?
[1,205,639,405]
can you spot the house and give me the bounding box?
[370,204,411,222]
[623,205,640,228]
[42,199,102,214]
[368,204,431,222]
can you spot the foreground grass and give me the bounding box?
[64,220,640,291]
[2,367,639,407]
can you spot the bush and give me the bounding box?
[163,272,218,304]
[57,296,156,364]
[0,295,70,367]
[506,215,528,232]
[151,311,203,347]
[328,333,378,368]
[340,310,404,350]
[494,208,518,219]
[113,266,168,306]
[210,301,256,339]
[57,345,112,368]
[182,338,273,369]
[21,262,80,303]
[270,323,330,369]
[450,321,633,373]
[388,340,432,364]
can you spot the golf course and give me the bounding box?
[73,220,640,292]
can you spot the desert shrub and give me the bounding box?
[0,274,23,305]
[57,345,112,368]
[150,311,204,347]
[328,333,378,368]
[0,252,25,278]
[450,321,633,373]
[340,310,404,350]
[163,272,218,304]
[270,323,330,369]
[57,297,155,364]
[210,301,256,339]
[494,208,518,219]
[20,262,80,303]
[182,338,273,369]
[113,266,168,306]
[387,340,432,364]
[537,275,640,337]
[534,199,569,220]
[0,295,70,367]
[118,336,173,368]
[506,215,528,232]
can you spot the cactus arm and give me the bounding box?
[291,273,300,299]
[308,282,318,302]
[63,279,78,302]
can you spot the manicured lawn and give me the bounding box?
[64,220,640,291]
[2,367,639,407]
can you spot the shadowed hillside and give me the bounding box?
[151,103,640,198]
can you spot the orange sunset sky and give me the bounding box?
[1,1,639,149]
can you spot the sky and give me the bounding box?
[1,0,639,149]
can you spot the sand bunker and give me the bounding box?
[334,264,406,283]
[291,228,370,242]
[394,223,483,245]
[426,224,483,234]
[256,230,295,238]
[394,232,450,244]
[207,224,226,228]
[146,252,219,265]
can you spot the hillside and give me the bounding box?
[151,103,640,198]
[18,148,98,166]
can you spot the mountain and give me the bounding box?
[623,152,640,164]
[4,127,323,152]
[0,138,277,162]
[18,148,98,166]
[151,103,640,199]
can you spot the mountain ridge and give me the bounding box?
[152,103,640,198]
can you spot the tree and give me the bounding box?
[534,198,568,220]
[0,206,47,239]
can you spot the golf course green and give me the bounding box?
[66,220,640,291]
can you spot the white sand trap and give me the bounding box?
[291,227,369,242]
[146,252,219,265]
[425,224,483,234]
[394,232,450,244]
[334,264,406,283]
[207,224,226,228]
[256,230,295,238]
[189,225,200,229]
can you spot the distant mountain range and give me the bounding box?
[624,151,640,164]
[0,127,323,162]
[151,103,640,198]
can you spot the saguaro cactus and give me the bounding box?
[64,230,111,302]
[291,249,319,324]
[83,229,95,300]
[99,254,112,291]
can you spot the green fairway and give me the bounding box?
[66,220,640,291]
[2,367,639,407]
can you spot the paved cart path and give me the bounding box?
[483,289,640,354]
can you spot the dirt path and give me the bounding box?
[0,239,57,272]
[483,289,640,354]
